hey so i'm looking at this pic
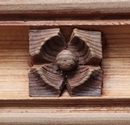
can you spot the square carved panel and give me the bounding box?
[29,28,103,97]
[0,24,129,105]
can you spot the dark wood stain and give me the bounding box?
[29,28,103,97]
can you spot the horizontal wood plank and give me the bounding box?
[0,20,130,26]
[0,0,129,17]
[0,26,129,103]
[0,112,130,125]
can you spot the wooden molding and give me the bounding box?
[1,1,130,124]
[0,0,130,15]
[0,112,130,125]
[0,20,129,26]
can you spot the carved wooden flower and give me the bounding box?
[29,28,102,97]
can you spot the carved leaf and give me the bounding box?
[66,66,102,96]
[68,28,102,65]
[29,28,66,63]
[29,64,65,96]
[28,28,103,97]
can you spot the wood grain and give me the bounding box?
[1,1,130,124]
[0,20,130,26]
[67,66,102,96]
[0,25,130,102]
[29,28,66,64]
[1,104,130,124]
[0,0,129,16]
[29,64,65,97]
[68,28,102,65]
[29,28,102,97]
[1,112,130,125]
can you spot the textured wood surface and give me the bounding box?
[1,112,130,125]
[68,28,102,65]
[1,0,130,124]
[29,28,102,97]
[56,50,78,71]
[0,20,130,26]
[0,26,130,101]
[29,64,65,97]
[0,23,130,125]
[1,105,130,124]
[29,28,65,63]
[0,0,129,16]
[67,66,102,96]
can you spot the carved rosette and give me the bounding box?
[29,28,103,97]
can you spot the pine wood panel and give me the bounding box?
[0,26,130,102]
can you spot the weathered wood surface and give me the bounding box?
[1,105,130,125]
[29,28,65,63]
[56,50,78,71]
[0,0,130,124]
[29,28,102,97]
[0,25,130,102]
[29,64,65,97]
[1,112,130,125]
[0,20,130,26]
[67,66,102,96]
[0,0,129,16]
[68,28,102,65]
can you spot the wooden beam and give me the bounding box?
[0,0,130,15]
[0,113,130,125]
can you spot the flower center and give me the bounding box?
[56,50,78,71]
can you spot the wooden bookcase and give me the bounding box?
[1,1,130,124]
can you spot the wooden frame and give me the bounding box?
[1,1,130,124]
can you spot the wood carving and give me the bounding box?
[29,28,66,64]
[29,64,65,96]
[29,28,103,97]
[66,66,102,96]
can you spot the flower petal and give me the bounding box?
[66,65,102,96]
[29,28,66,63]
[29,64,65,97]
[68,28,102,65]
